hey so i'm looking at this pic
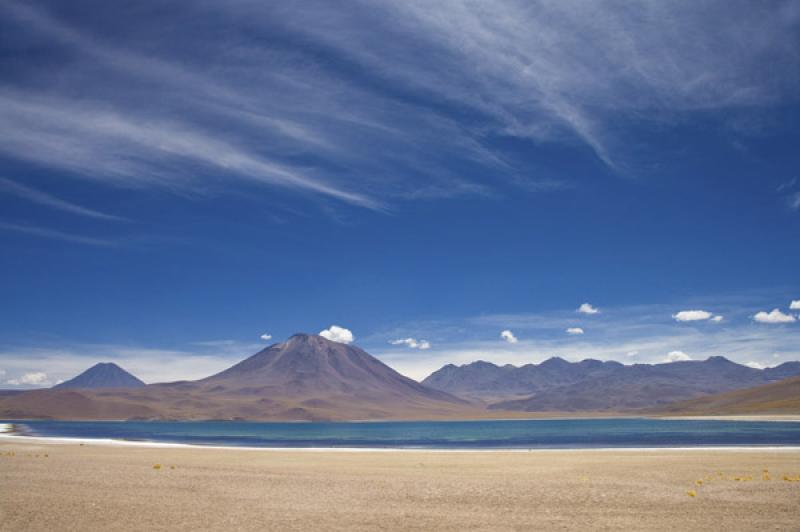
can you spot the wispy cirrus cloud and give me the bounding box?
[0,91,380,209]
[0,1,506,210]
[259,0,800,169]
[777,179,800,211]
[1,0,796,221]
[0,177,125,221]
[0,222,115,247]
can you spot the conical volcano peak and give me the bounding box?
[287,332,315,341]
[55,362,145,389]
[200,333,465,411]
[286,333,330,346]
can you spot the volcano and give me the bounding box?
[55,362,145,390]
[203,333,458,401]
[0,334,473,421]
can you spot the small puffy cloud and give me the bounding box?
[710,315,723,323]
[319,325,354,344]
[626,351,638,358]
[389,338,431,350]
[665,351,691,363]
[753,309,796,324]
[790,300,800,310]
[7,371,49,386]
[565,327,584,335]
[672,310,713,322]
[500,330,518,343]
[746,361,766,370]
[260,333,272,341]
[577,303,599,315]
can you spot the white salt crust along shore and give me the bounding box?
[2,430,800,454]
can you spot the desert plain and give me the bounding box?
[1,437,799,531]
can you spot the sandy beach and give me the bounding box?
[1,438,799,531]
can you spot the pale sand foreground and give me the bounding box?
[1,440,799,531]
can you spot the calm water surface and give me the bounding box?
[5,418,800,449]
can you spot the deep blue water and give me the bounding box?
[6,418,800,449]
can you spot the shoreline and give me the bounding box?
[3,413,799,424]
[656,415,800,422]
[4,431,800,453]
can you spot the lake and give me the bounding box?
[5,418,800,449]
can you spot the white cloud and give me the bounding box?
[672,310,713,322]
[753,309,796,324]
[665,351,691,363]
[500,330,518,343]
[372,299,800,379]
[319,325,354,344]
[710,315,724,323]
[790,300,800,310]
[577,303,599,315]
[260,333,272,341]
[389,338,431,350]
[7,371,49,386]
[566,327,584,335]
[745,361,765,369]
[0,369,5,376]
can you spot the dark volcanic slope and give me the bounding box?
[424,356,800,412]
[649,375,800,416]
[55,362,146,389]
[0,334,474,421]
[200,333,465,406]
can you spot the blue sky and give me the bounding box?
[1,1,799,385]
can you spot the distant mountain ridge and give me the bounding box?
[3,337,799,420]
[423,356,800,411]
[423,357,624,401]
[0,334,474,421]
[54,362,145,389]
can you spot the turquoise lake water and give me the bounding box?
[5,418,800,449]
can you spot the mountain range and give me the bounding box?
[1,334,798,420]
[0,334,476,421]
[422,357,800,411]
